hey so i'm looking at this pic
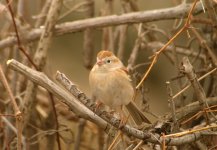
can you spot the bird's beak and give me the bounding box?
[97,60,103,66]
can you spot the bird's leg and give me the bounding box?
[116,106,127,128]
[94,100,102,112]
[109,110,115,115]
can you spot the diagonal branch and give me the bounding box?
[6,59,217,146]
[6,59,150,140]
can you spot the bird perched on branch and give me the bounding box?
[89,50,151,126]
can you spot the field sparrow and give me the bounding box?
[89,50,151,125]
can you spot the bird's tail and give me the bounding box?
[126,102,151,125]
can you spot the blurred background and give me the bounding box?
[1,0,216,149]
[46,0,176,116]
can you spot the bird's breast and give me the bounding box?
[89,70,134,108]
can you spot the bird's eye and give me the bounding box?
[106,59,111,63]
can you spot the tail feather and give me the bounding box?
[125,102,151,125]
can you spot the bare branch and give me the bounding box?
[0,2,206,50]
[83,0,95,69]
[180,57,207,108]
[0,65,22,150]
[74,119,86,150]
[6,59,217,146]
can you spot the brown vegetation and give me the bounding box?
[0,0,217,149]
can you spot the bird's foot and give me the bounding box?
[118,114,127,129]
[94,101,102,112]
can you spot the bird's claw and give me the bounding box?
[94,101,102,112]
[118,115,127,129]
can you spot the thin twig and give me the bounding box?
[173,68,217,99]
[59,1,91,20]
[191,27,217,67]
[108,131,122,150]
[1,116,26,149]
[49,93,62,150]
[162,133,166,150]
[136,0,199,89]
[180,57,217,124]
[33,0,63,71]
[166,81,177,124]
[101,0,114,51]
[165,124,217,138]
[127,24,143,70]
[83,0,94,69]
[0,65,22,150]
[132,140,143,150]
[204,0,217,27]
[34,0,52,27]
[117,25,128,61]
[74,119,86,150]
[143,41,206,60]
[5,0,38,70]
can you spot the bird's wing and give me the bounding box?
[120,67,128,74]
[117,67,132,82]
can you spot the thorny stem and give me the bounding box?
[136,0,198,89]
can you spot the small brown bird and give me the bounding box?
[89,50,151,125]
